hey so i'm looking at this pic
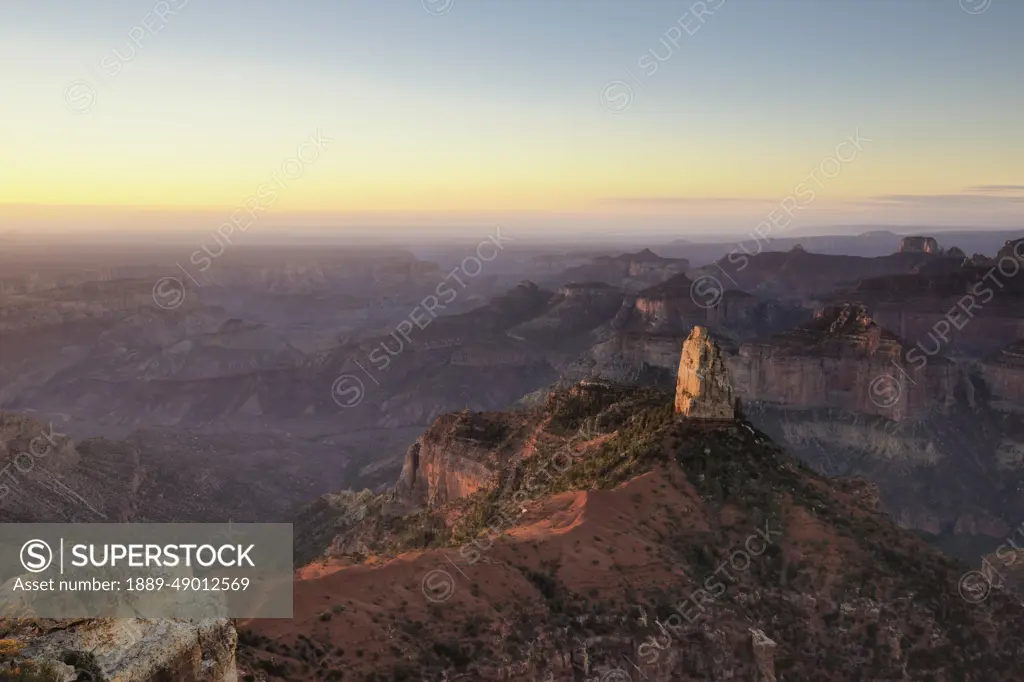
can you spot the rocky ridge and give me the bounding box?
[543,249,689,292]
[689,247,947,299]
[0,614,236,681]
[261,337,1024,681]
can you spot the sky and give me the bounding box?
[1,0,1022,238]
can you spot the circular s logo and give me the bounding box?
[152,276,187,310]
[689,274,724,309]
[422,0,455,16]
[868,374,902,408]
[21,539,53,572]
[600,80,634,114]
[960,0,992,14]
[63,80,97,114]
[331,374,366,408]
[421,568,455,603]
[958,570,993,604]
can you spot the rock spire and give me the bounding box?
[675,325,735,420]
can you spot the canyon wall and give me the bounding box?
[899,236,940,253]
[982,341,1024,410]
[395,411,513,507]
[869,306,1024,356]
[727,304,957,422]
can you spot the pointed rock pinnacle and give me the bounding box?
[675,325,735,420]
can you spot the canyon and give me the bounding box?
[239,330,1024,681]
[2,234,1023,680]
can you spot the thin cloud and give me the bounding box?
[599,196,777,206]
[863,194,1024,206]
[962,185,1024,193]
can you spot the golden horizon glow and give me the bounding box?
[3,3,1022,226]
[6,144,1021,213]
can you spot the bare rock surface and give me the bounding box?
[728,304,957,422]
[674,326,735,420]
[1,617,236,682]
[899,236,941,253]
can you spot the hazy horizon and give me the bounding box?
[3,0,1023,239]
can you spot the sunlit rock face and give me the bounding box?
[674,325,735,420]
[394,410,513,508]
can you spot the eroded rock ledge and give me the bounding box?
[2,617,236,682]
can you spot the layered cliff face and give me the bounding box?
[899,235,941,253]
[505,281,623,347]
[630,274,708,333]
[723,305,1024,542]
[394,411,526,508]
[0,277,291,433]
[0,266,159,296]
[743,400,1024,542]
[981,340,1024,410]
[0,278,211,333]
[869,308,1024,357]
[562,279,809,389]
[596,273,807,341]
[393,379,654,510]
[674,326,735,420]
[688,247,939,299]
[728,304,957,422]
[841,262,1024,356]
[564,331,689,386]
[545,249,689,292]
[536,276,706,387]
[624,248,689,279]
[704,290,813,343]
[2,617,237,682]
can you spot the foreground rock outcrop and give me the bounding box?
[1,617,237,682]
